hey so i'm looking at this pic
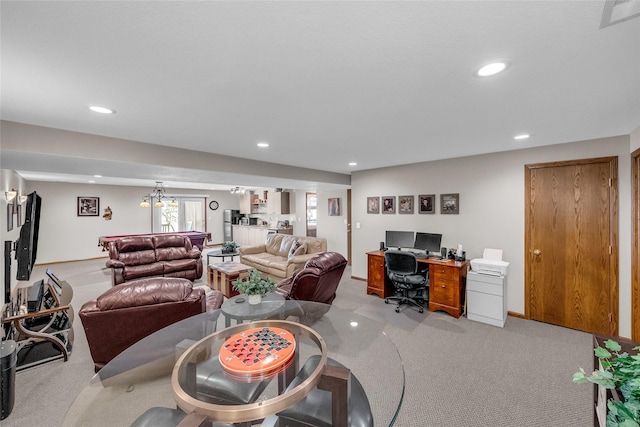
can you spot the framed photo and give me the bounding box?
[367,197,380,214]
[78,196,99,216]
[382,196,396,214]
[398,195,414,214]
[440,193,459,214]
[328,198,341,216]
[419,194,435,214]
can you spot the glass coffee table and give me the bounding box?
[206,250,240,265]
[63,301,404,426]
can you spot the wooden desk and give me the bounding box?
[366,250,470,318]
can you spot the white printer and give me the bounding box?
[470,248,509,276]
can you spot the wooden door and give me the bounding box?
[633,149,640,341]
[525,157,618,335]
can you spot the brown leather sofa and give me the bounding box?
[79,277,222,372]
[275,252,347,304]
[106,234,203,286]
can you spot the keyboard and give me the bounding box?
[412,252,429,259]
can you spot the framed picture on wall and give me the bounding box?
[328,198,341,216]
[78,196,100,216]
[398,195,414,214]
[440,193,459,214]
[418,194,435,214]
[367,197,380,214]
[382,196,395,214]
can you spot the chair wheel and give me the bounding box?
[395,307,400,313]
[419,308,424,313]
[384,299,389,304]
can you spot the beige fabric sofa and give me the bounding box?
[238,234,327,279]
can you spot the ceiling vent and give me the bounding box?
[601,0,640,28]
[273,188,283,192]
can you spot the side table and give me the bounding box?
[207,262,253,298]
[221,292,286,327]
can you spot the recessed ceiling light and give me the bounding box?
[514,134,531,140]
[257,142,269,148]
[89,105,116,114]
[475,61,510,77]
[348,162,357,167]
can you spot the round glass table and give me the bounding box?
[62,301,404,426]
[221,292,286,327]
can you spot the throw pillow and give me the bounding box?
[293,241,307,257]
[288,241,300,259]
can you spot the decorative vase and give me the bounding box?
[248,294,262,305]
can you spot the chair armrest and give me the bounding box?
[106,259,125,268]
[188,247,202,259]
[239,245,266,255]
[288,254,316,266]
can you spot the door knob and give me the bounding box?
[533,249,541,256]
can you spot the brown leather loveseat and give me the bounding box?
[79,276,223,372]
[106,234,203,286]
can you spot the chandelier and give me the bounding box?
[140,182,179,208]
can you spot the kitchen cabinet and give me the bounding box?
[267,192,290,215]
[239,193,257,215]
[232,225,269,247]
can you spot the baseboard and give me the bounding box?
[351,276,366,282]
[508,311,526,319]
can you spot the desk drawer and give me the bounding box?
[431,280,457,307]
[432,265,457,281]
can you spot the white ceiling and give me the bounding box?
[1,1,639,191]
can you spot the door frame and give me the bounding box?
[524,156,619,335]
[633,148,640,341]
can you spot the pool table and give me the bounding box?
[98,230,211,251]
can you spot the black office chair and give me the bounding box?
[384,250,429,313]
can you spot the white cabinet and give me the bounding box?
[466,271,507,327]
[233,226,269,247]
[266,192,290,215]
[239,194,257,214]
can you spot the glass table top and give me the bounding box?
[63,300,404,426]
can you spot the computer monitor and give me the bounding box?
[413,232,443,255]
[385,231,415,250]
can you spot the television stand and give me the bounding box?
[2,275,74,371]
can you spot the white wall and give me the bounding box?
[1,170,27,308]
[317,189,349,257]
[350,135,633,337]
[18,181,240,264]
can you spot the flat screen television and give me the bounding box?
[385,230,415,250]
[414,232,443,255]
[16,191,42,281]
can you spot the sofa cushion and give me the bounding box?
[303,238,324,254]
[293,241,307,257]
[288,241,300,259]
[265,234,284,255]
[123,263,165,281]
[96,277,197,310]
[164,258,199,273]
[119,250,157,266]
[278,235,298,257]
[116,237,155,252]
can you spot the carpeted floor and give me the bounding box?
[3,254,594,426]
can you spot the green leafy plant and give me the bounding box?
[573,339,640,426]
[222,241,239,253]
[232,269,276,296]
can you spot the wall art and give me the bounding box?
[328,198,341,216]
[440,193,459,214]
[398,195,414,214]
[382,196,396,214]
[78,196,99,216]
[367,197,380,214]
[419,194,435,214]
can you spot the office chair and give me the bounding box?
[384,250,429,313]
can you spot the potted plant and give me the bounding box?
[221,241,239,254]
[573,338,640,426]
[232,269,276,304]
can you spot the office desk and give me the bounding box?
[62,301,404,426]
[366,250,470,318]
[98,231,211,251]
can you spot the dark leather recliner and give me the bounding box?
[274,252,347,304]
[106,235,203,286]
[79,277,223,372]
